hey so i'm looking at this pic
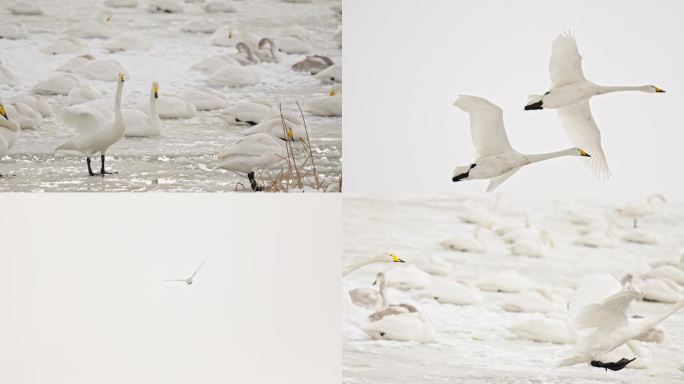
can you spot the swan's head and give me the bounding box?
[118,72,126,82]
[152,81,159,99]
[373,272,386,285]
[0,104,7,120]
[386,253,404,263]
[576,148,591,157]
[452,163,475,182]
[650,85,666,93]
[258,37,274,49]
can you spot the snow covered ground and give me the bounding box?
[343,193,684,383]
[0,0,341,192]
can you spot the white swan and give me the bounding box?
[343,253,405,277]
[219,101,273,125]
[32,74,80,95]
[622,229,660,245]
[190,55,241,75]
[525,32,665,180]
[254,38,280,63]
[137,93,196,119]
[210,24,258,47]
[0,21,29,39]
[182,17,219,34]
[419,279,483,305]
[651,254,684,269]
[385,264,432,290]
[56,73,127,176]
[204,0,237,12]
[507,315,575,344]
[362,312,435,342]
[304,87,341,116]
[40,37,88,55]
[66,10,113,39]
[616,194,667,228]
[105,0,138,7]
[5,102,43,129]
[11,94,52,117]
[642,265,684,285]
[453,95,590,191]
[367,272,419,321]
[574,226,617,249]
[8,0,43,15]
[68,85,103,105]
[476,270,530,293]
[216,133,288,191]
[208,64,259,86]
[0,105,20,176]
[292,55,334,75]
[558,289,684,371]
[164,258,207,285]
[413,255,452,276]
[501,289,567,314]
[242,117,306,141]
[75,59,127,82]
[315,64,342,83]
[441,226,485,253]
[125,82,161,137]
[0,65,20,86]
[182,88,227,111]
[104,34,151,52]
[626,275,683,304]
[230,42,261,65]
[149,0,184,13]
[57,54,95,73]
[349,272,383,310]
[275,35,312,54]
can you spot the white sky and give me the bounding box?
[343,0,684,194]
[0,195,341,384]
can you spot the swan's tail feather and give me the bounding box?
[55,139,76,153]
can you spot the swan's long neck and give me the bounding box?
[378,279,387,308]
[596,85,651,95]
[1,117,20,132]
[113,80,125,135]
[525,148,578,164]
[342,256,381,277]
[149,86,160,129]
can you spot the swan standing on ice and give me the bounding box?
[525,32,666,179]
[452,95,590,191]
[292,55,334,75]
[0,105,20,176]
[0,21,29,39]
[124,82,161,137]
[56,73,127,176]
[66,10,114,39]
[165,258,207,285]
[216,132,290,191]
[343,253,405,277]
[557,289,684,371]
[616,194,667,228]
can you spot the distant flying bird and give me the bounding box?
[165,258,207,285]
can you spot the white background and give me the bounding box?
[343,0,684,194]
[0,195,340,384]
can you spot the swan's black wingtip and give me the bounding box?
[524,101,544,110]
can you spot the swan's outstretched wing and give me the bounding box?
[486,168,520,192]
[574,289,641,330]
[164,279,187,282]
[549,31,586,87]
[190,257,207,279]
[60,104,110,135]
[453,95,514,159]
[557,101,610,180]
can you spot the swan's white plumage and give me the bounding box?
[454,95,513,158]
[68,85,103,105]
[104,34,151,52]
[75,59,127,82]
[6,102,43,129]
[557,101,610,180]
[0,21,29,39]
[57,55,95,73]
[216,132,287,173]
[0,65,20,86]
[32,74,80,95]
[549,32,585,87]
[182,88,228,111]
[207,64,259,86]
[40,37,88,55]
[11,94,52,117]
[242,118,305,141]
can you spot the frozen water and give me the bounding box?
[0,0,341,191]
[343,193,684,383]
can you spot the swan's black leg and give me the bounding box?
[100,155,117,175]
[524,100,544,110]
[87,157,96,176]
[248,172,263,192]
[590,358,636,371]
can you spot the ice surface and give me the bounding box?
[0,0,341,191]
[343,193,684,383]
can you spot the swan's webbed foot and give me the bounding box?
[99,155,118,176]
[590,358,636,371]
[247,171,263,191]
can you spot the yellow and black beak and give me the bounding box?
[119,73,126,82]
[390,254,405,263]
[153,84,159,99]
[654,86,665,93]
[0,105,7,120]
[579,149,591,157]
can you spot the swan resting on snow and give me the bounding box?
[524,31,665,180]
[216,132,289,191]
[0,105,21,176]
[452,95,590,191]
[56,73,127,176]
